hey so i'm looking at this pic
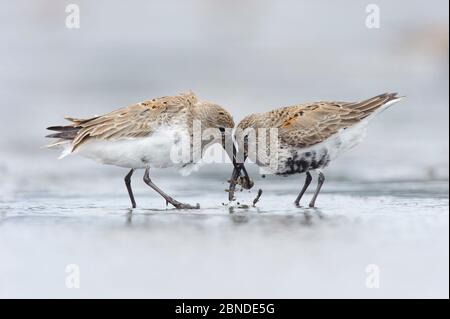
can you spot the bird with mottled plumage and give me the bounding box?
[229,93,403,207]
[46,91,244,209]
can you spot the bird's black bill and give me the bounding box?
[228,145,252,201]
[228,163,253,201]
[222,132,252,201]
[228,165,241,201]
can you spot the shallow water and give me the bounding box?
[0,177,448,298]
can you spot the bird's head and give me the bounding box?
[193,101,235,151]
[193,101,252,198]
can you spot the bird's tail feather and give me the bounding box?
[45,124,80,158]
[348,92,404,119]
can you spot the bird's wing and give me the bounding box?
[279,93,399,148]
[68,92,196,151]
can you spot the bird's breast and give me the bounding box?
[277,148,331,175]
[75,125,192,169]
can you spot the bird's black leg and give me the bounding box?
[124,169,136,208]
[295,171,312,207]
[309,171,325,208]
[143,168,200,209]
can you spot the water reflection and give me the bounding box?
[121,204,336,232]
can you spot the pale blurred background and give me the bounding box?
[0,0,448,190]
[0,0,448,298]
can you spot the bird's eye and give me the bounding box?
[219,127,225,133]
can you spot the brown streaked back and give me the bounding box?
[238,93,401,148]
[46,92,197,151]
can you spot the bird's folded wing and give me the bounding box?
[279,93,398,148]
[279,103,358,148]
[69,94,194,150]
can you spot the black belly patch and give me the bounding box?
[278,150,330,176]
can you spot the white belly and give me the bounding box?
[73,127,192,169]
[321,118,370,160]
[257,119,370,175]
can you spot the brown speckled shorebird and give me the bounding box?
[229,93,403,207]
[46,91,248,209]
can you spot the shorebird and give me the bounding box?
[229,93,403,207]
[46,91,247,209]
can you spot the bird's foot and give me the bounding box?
[173,202,200,210]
